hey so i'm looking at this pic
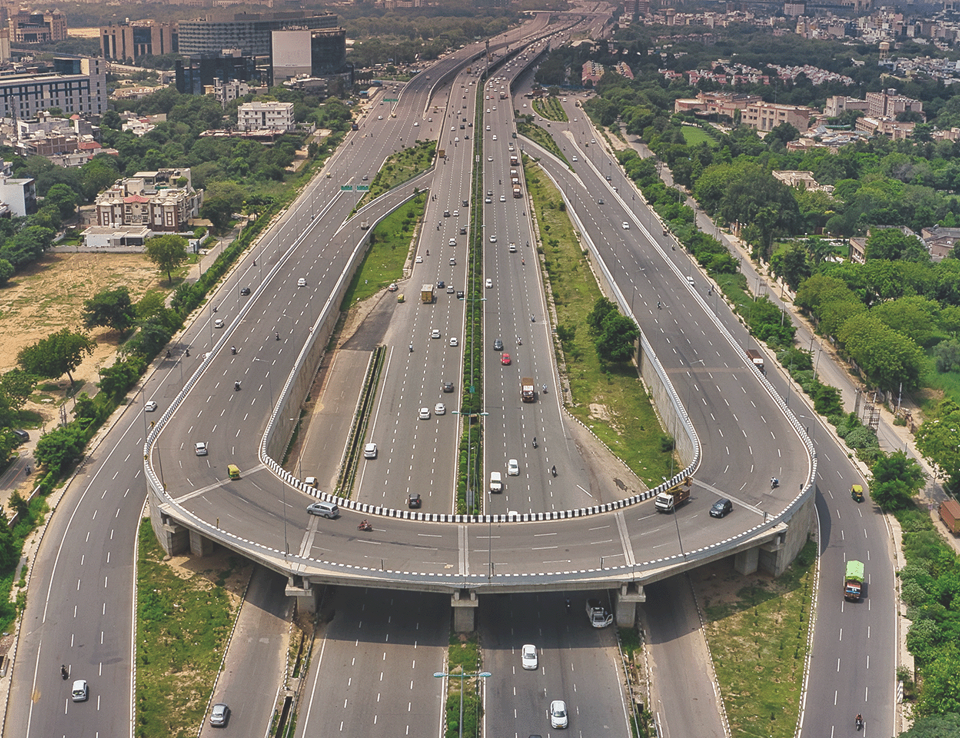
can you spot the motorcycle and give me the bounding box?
[234,381,241,391]
[532,437,538,449]
[61,665,68,680]
[551,465,557,477]
[358,521,373,532]
[771,477,779,489]
[856,715,863,732]
[230,346,236,355]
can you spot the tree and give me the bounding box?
[83,286,136,333]
[870,450,925,510]
[587,297,618,335]
[901,711,960,737]
[864,228,930,262]
[0,369,36,411]
[915,400,960,490]
[17,328,95,385]
[0,258,13,286]
[45,183,79,220]
[596,312,639,363]
[144,234,189,283]
[934,339,960,373]
[201,180,245,234]
[771,243,812,290]
[34,424,89,475]
[0,226,55,268]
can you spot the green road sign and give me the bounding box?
[341,185,354,191]
[357,185,370,191]
[384,98,398,102]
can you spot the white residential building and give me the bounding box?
[236,101,295,133]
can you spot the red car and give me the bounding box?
[501,353,511,365]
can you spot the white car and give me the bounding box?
[492,135,497,140]
[572,155,578,162]
[489,235,497,243]
[550,700,569,729]
[686,276,695,285]
[453,210,459,217]
[449,337,458,347]
[416,255,423,263]
[435,402,446,415]
[488,155,494,161]
[414,121,419,127]
[144,400,158,412]
[486,125,491,131]
[195,442,208,457]
[485,278,493,288]
[419,407,431,420]
[500,195,506,202]
[507,459,519,476]
[214,318,224,329]
[521,644,538,670]
[364,443,378,459]
[449,238,457,246]
[431,329,441,339]
[622,222,630,230]
[298,277,307,286]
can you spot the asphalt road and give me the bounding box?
[480,591,631,738]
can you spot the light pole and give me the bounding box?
[434,669,491,738]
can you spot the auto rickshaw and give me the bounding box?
[227,464,240,480]
[851,484,864,502]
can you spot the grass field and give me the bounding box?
[524,160,674,486]
[697,540,816,738]
[135,519,251,738]
[341,192,427,309]
[680,125,717,147]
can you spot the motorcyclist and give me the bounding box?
[552,465,557,476]
[61,664,67,678]
[856,714,863,730]
[532,437,537,448]
[234,381,241,391]
[409,344,413,353]
[276,332,280,341]
[543,384,547,394]
[231,346,236,355]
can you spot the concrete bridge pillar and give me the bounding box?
[615,582,646,628]
[285,576,318,614]
[451,589,478,633]
[189,529,214,557]
[734,546,759,575]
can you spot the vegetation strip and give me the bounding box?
[135,519,249,738]
[354,140,437,212]
[441,632,483,738]
[696,541,816,738]
[523,158,674,487]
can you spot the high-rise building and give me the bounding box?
[101,21,178,62]
[9,10,67,44]
[178,12,337,58]
[0,57,106,119]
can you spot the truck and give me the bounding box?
[586,598,614,628]
[513,185,522,198]
[655,478,692,513]
[420,284,435,304]
[510,154,519,166]
[521,377,536,402]
[844,560,864,601]
[499,91,508,100]
[746,349,765,374]
[940,499,960,534]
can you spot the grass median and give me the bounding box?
[524,159,674,487]
[695,539,816,738]
[135,519,250,738]
[442,632,483,738]
[355,140,436,211]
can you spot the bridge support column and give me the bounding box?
[189,529,214,557]
[148,498,189,556]
[285,576,318,614]
[451,589,478,633]
[615,582,645,628]
[734,546,759,575]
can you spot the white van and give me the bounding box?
[489,471,503,493]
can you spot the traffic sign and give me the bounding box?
[384,98,398,102]
[341,185,354,191]
[357,185,370,191]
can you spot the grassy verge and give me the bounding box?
[355,140,436,211]
[696,539,816,738]
[532,96,568,122]
[442,632,483,738]
[518,121,569,166]
[135,519,250,738]
[618,627,656,738]
[340,192,427,309]
[524,159,674,487]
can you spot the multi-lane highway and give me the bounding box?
[4,8,896,738]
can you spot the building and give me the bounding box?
[921,225,960,260]
[9,10,67,44]
[614,61,634,80]
[824,95,870,117]
[742,101,814,132]
[772,171,834,193]
[100,21,177,62]
[175,51,264,96]
[674,91,763,118]
[237,101,295,133]
[208,79,257,107]
[0,57,106,119]
[271,27,347,82]
[865,88,923,119]
[178,12,337,57]
[0,161,36,216]
[582,61,603,86]
[855,116,916,139]
[94,168,202,233]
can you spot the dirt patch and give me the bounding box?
[163,548,250,606]
[588,402,611,422]
[0,251,163,422]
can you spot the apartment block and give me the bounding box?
[742,101,813,132]
[94,169,202,233]
[237,101,295,132]
[100,21,178,62]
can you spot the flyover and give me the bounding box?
[143,28,817,634]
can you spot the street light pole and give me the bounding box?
[434,669,491,738]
